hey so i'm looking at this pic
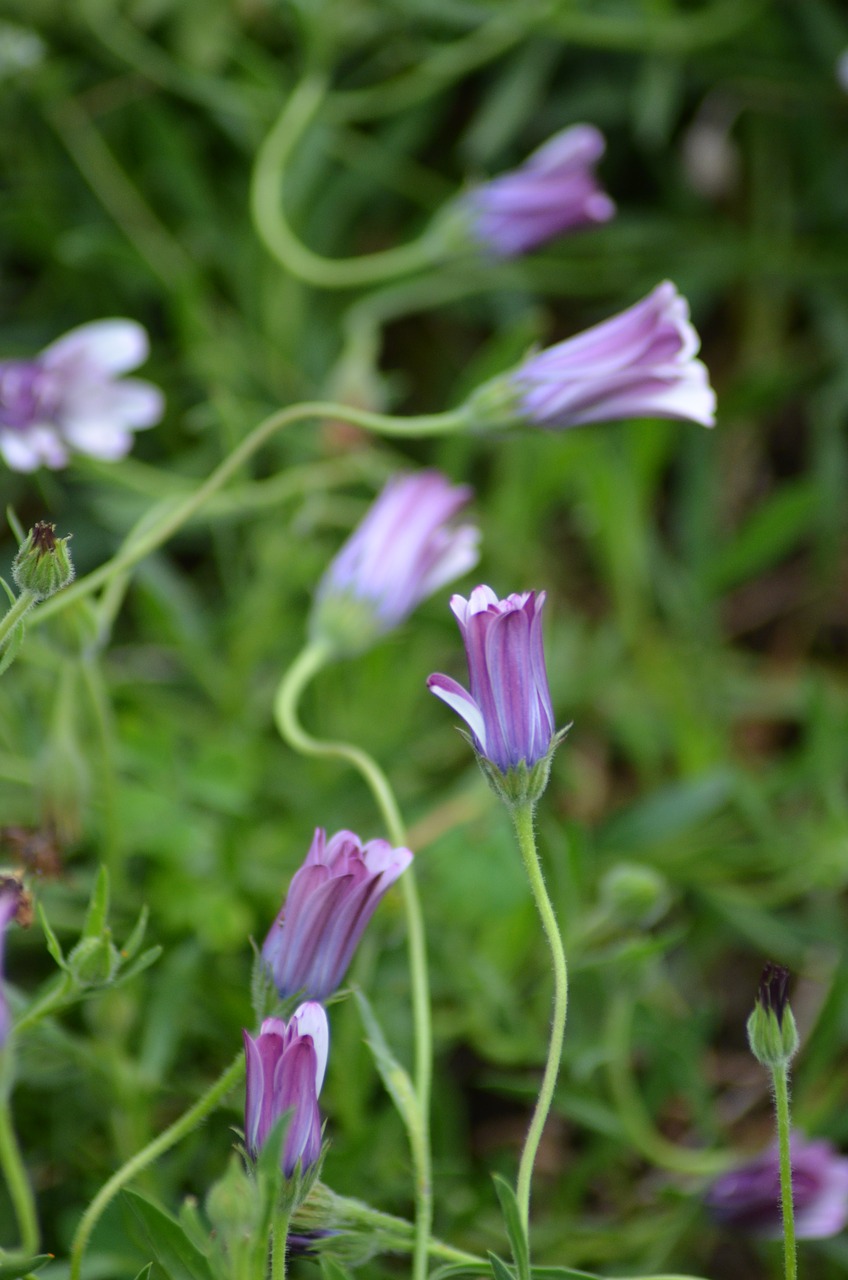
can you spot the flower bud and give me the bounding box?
[747,962,799,1069]
[599,862,672,928]
[12,522,75,601]
[68,934,121,987]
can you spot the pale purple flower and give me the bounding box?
[0,319,164,472]
[706,1135,848,1239]
[310,471,479,655]
[465,126,615,257]
[427,586,557,778]
[243,1002,328,1178]
[262,829,413,1001]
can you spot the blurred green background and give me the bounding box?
[1,1,848,1277]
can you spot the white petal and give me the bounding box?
[42,319,150,375]
[292,1002,329,1095]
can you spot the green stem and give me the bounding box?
[0,1080,39,1257]
[273,644,433,1280]
[251,76,445,289]
[511,801,568,1238]
[31,399,471,630]
[270,1204,290,1280]
[0,590,37,651]
[69,1052,245,1280]
[772,1063,797,1280]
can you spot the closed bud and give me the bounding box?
[599,863,672,928]
[12,522,75,601]
[68,934,121,987]
[747,962,799,1068]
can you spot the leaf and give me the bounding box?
[492,1175,530,1280]
[529,1268,601,1279]
[6,506,25,543]
[429,1267,490,1280]
[0,1255,52,1279]
[82,866,110,940]
[320,1259,356,1280]
[489,1254,516,1280]
[122,905,149,962]
[0,620,25,676]
[352,988,419,1137]
[132,1267,153,1280]
[123,1188,215,1280]
[115,945,163,986]
[37,902,66,969]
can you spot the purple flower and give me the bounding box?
[427,586,559,789]
[243,1002,328,1178]
[310,470,479,656]
[262,829,413,1001]
[0,319,164,472]
[470,282,715,432]
[465,126,615,257]
[0,880,22,1048]
[706,1135,848,1239]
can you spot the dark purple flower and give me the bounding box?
[706,1135,848,1239]
[0,881,21,1048]
[262,829,413,1001]
[243,1002,328,1178]
[465,125,615,257]
[427,586,558,780]
[0,319,163,472]
[310,471,479,655]
[469,282,715,432]
[758,962,790,1027]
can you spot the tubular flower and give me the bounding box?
[0,319,164,472]
[468,282,716,432]
[243,1002,328,1178]
[465,125,615,257]
[427,586,563,804]
[706,1135,848,1239]
[310,470,479,656]
[262,829,413,1001]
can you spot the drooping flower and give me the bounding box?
[0,319,164,472]
[427,586,563,804]
[463,125,615,257]
[243,1002,328,1178]
[262,829,413,1002]
[310,471,479,657]
[706,1135,848,1239]
[468,282,716,431]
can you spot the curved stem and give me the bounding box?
[69,1052,245,1280]
[511,801,568,1238]
[0,1083,39,1256]
[251,76,445,289]
[273,644,432,1280]
[31,398,471,630]
[772,1064,797,1280]
[605,993,731,1177]
[0,590,36,651]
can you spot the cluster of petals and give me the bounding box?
[706,1134,848,1239]
[513,281,716,430]
[243,1003,328,1177]
[466,125,615,257]
[262,829,413,1002]
[0,319,164,472]
[428,586,557,776]
[312,470,479,644]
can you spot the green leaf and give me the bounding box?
[82,865,110,940]
[123,1188,215,1280]
[115,945,164,986]
[6,506,25,543]
[352,988,419,1137]
[122,904,149,961]
[0,1255,52,1279]
[320,1259,356,1280]
[132,1267,153,1280]
[429,1267,489,1280]
[37,902,66,969]
[0,620,24,675]
[492,1175,530,1280]
[0,576,15,606]
[489,1254,516,1280]
[529,1268,601,1279]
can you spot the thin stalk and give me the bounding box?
[772,1063,797,1280]
[0,1084,39,1256]
[32,398,471,629]
[270,1204,290,1280]
[251,76,445,289]
[511,800,568,1238]
[273,644,433,1280]
[69,1052,244,1280]
[0,590,36,650]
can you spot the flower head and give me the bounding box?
[468,282,716,432]
[747,962,798,1068]
[12,522,75,601]
[310,471,479,656]
[243,1002,328,1178]
[262,829,413,1002]
[706,1135,848,1239]
[463,125,615,257]
[0,319,164,472]
[428,586,562,804]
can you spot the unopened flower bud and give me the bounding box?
[747,962,799,1068]
[68,934,121,987]
[12,522,75,601]
[599,862,671,928]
